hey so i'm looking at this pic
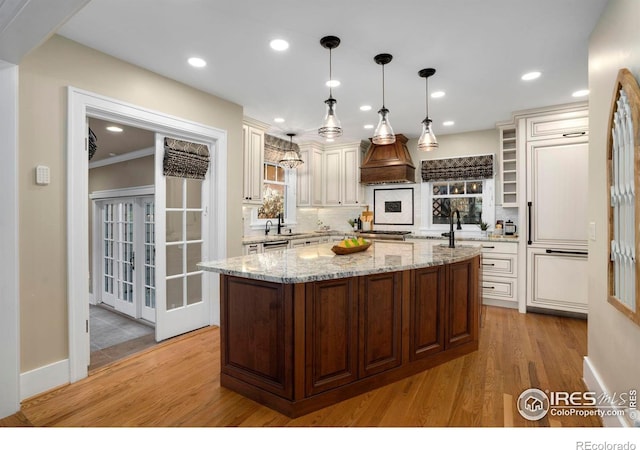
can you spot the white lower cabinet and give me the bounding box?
[243,243,262,255]
[460,240,519,309]
[526,247,588,314]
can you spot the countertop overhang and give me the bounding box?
[198,240,481,284]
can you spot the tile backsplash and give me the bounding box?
[243,205,520,237]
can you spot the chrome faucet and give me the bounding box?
[265,220,273,235]
[441,209,462,248]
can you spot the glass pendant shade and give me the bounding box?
[318,97,343,138]
[372,53,395,145]
[417,118,438,151]
[318,36,343,139]
[279,134,304,169]
[372,107,395,145]
[418,68,437,152]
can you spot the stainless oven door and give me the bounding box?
[263,240,289,252]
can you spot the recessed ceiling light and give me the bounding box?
[187,57,207,68]
[326,80,340,88]
[106,126,123,133]
[326,138,335,143]
[109,152,117,157]
[364,124,374,129]
[359,105,372,111]
[443,121,455,126]
[572,89,590,97]
[521,71,541,81]
[274,117,285,123]
[431,91,445,98]
[270,39,289,51]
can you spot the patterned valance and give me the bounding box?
[421,154,494,182]
[264,134,300,164]
[163,137,210,179]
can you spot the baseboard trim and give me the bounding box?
[20,359,70,401]
[583,356,632,427]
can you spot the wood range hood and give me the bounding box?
[360,134,416,185]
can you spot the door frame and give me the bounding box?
[67,87,227,382]
[0,63,20,417]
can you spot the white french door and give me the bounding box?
[154,134,211,341]
[97,196,156,322]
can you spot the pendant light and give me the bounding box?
[417,68,439,151]
[279,133,304,169]
[318,36,343,139]
[372,53,395,145]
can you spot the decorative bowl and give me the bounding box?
[331,241,371,255]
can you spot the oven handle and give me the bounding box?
[263,240,289,247]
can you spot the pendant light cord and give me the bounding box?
[381,63,386,108]
[425,76,429,118]
[328,48,333,99]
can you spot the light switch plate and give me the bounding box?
[588,222,596,241]
[35,165,50,185]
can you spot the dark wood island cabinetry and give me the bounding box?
[200,241,481,417]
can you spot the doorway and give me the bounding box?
[68,87,228,383]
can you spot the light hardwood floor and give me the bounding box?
[2,306,601,427]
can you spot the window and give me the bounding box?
[422,179,494,230]
[258,163,287,219]
[250,162,297,227]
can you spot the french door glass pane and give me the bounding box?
[166,211,182,242]
[166,176,183,209]
[166,245,183,277]
[186,243,201,273]
[187,274,202,306]
[186,179,202,209]
[186,212,201,240]
[144,200,156,309]
[166,278,183,311]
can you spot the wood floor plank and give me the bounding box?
[3,306,601,427]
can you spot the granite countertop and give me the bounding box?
[198,240,481,284]
[243,231,518,245]
[409,233,520,243]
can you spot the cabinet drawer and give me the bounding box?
[481,254,517,276]
[526,110,588,140]
[482,276,516,301]
[478,241,517,254]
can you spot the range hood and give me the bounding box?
[360,134,416,185]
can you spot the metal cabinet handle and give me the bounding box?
[483,285,495,289]
[482,263,495,266]
[527,201,533,245]
[562,131,586,137]
[545,249,588,256]
[481,245,495,249]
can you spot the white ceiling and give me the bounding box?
[57,0,607,144]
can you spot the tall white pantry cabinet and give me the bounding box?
[509,103,589,315]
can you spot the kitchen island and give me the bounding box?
[198,240,481,417]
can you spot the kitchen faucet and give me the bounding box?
[265,220,273,235]
[441,209,462,248]
[277,213,283,234]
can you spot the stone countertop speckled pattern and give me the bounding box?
[198,240,482,284]
[242,231,519,245]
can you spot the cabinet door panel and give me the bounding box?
[323,150,342,205]
[222,276,292,399]
[527,138,589,246]
[447,258,478,349]
[410,266,446,359]
[359,272,402,377]
[305,278,358,396]
[342,147,360,205]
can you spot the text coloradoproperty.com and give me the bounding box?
[576,442,636,450]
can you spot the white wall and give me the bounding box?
[586,0,640,427]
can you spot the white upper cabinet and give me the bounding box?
[525,108,588,141]
[242,118,268,204]
[297,142,324,207]
[322,143,363,206]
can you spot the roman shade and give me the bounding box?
[421,154,494,182]
[163,137,210,179]
[264,134,300,164]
